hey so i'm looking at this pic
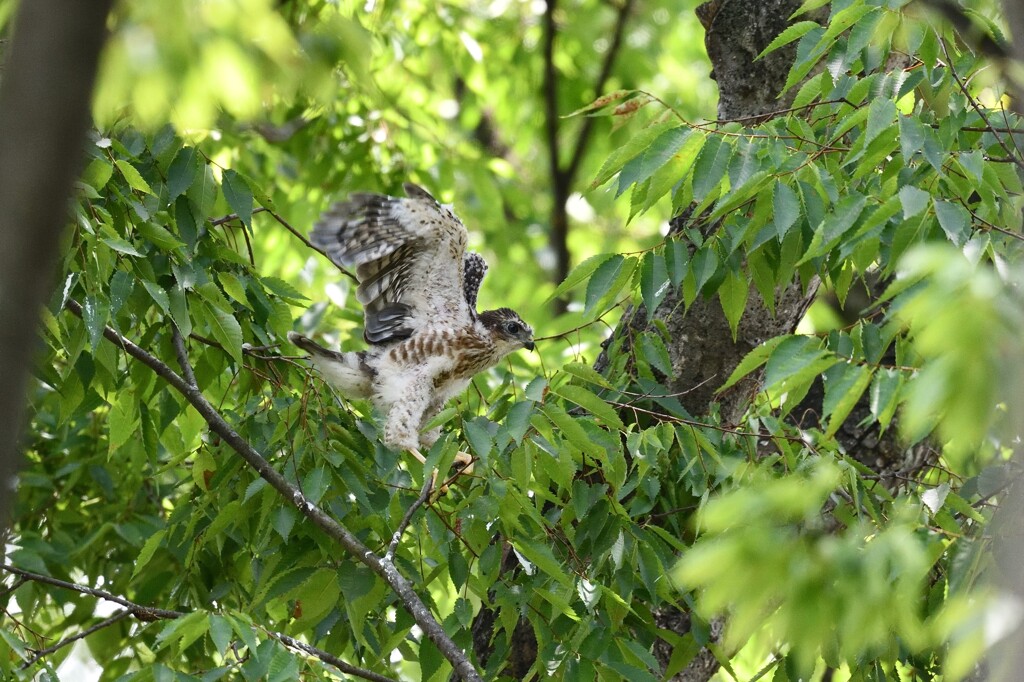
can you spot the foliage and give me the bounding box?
[2,0,1024,680]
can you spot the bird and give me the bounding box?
[288,183,534,485]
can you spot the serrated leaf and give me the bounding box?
[899,114,928,160]
[764,335,829,389]
[822,363,873,437]
[83,158,114,190]
[142,280,171,314]
[109,270,135,314]
[791,0,831,18]
[718,270,748,340]
[203,301,243,364]
[218,272,249,305]
[640,251,670,315]
[167,146,200,200]
[773,182,801,239]
[168,284,192,338]
[464,416,495,458]
[617,127,692,197]
[261,276,308,302]
[540,403,605,460]
[584,254,625,314]
[692,134,733,201]
[554,384,625,431]
[83,295,110,351]
[934,200,970,246]
[758,20,823,59]
[562,362,614,389]
[222,169,254,228]
[864,98,898,146]
[138,221,185,250]
[512,540,571,586]
[108,389,140,454]
[101,236,144,257]
[114,159,154,195]
[548,253,617,302]
[899,185,931,218]
[869,367,902,430]
[592,120,679,188]
[131,529,167,580]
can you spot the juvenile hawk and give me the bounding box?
[288,183,534,478]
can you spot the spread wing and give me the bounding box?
[311,183,476,344]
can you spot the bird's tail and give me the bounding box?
[287,332,373,399]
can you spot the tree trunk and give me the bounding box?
[0,0,114,533]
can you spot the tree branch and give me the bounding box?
[61,299,482,681]
[1,563,397,682]
[22,610,130,668]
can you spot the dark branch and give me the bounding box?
[61,299,482,681]
[22,611,130,668]
[386,477,434,562]
[1,563,397,682]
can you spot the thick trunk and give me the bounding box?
[0,0,114,533]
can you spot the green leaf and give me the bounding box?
[562,362,614,389]
[617,127,692,197]
[138,221,186,251]
[83,158,114,190]
[202,300,244,364]
[692,134,733,201]
[512,540,571,586]
[108,389,140,454]
[899,115,928,159]
[640,251,669,316]
[114,159,154,195]
[548,253,617,302]
[540,403,604,460]
[592,120,679,188]
[142,280,171,314]
[898,185,930,219]
[261,276,308,302]
[167,146,200,200]
[718,270,748,340]
[218,272,249,305]
[718,336,786,392]
[168,284,192,338]
[131,529,167,580]
[864,98,897,147]
[584,255,625,315]
[869,367,902,430]
[934,200,970,246]
[764,336,831,390]
[553,384,625,431]
[101,237,144,257]
[222,169,255,228]
[758,20,823,58]
[822,363,873,437]
[773,182,801,239]
[791,0,831,17]
[83,295,110,350]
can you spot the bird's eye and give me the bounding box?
[504,322,521,334]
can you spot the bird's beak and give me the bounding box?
[524,340,535,351]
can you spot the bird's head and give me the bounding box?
[479,308,535,353]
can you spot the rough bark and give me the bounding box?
[0,0,115,533]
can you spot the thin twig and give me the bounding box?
[262,207,358,282]
[940,38,1024,173]
[61,299,482,682]
[22,611,130,668]
[386,476,434,562]
[1,564,396,682]
[1,564,184,620]
[263,630,398,682]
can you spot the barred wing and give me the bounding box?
[311,183,478,344]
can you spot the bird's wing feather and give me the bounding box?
[462,251,488,315]
[311,183,474,344]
